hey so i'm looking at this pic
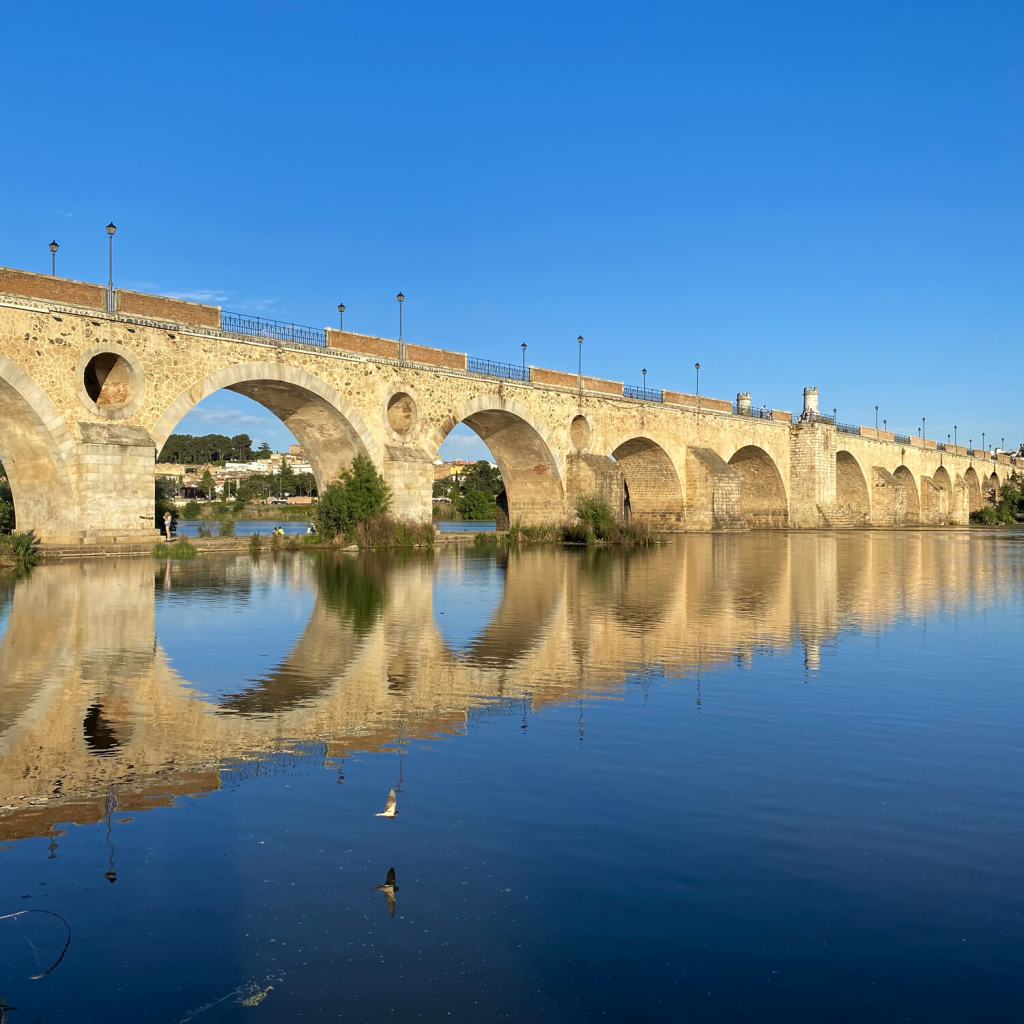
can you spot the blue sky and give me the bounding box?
[2,1,1021,458]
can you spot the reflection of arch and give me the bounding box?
[151,362,381,490]
[609,436,683,523]
[0,355,78,540]
[836,451,871,525]
[962,468,982,512]
[893,465,919,523]
[431,396,565,525]
[459,549,563,666]
[727,446,788,528]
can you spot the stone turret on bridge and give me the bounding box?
[0,265,1017,544]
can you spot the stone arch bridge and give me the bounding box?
[0,266,1018,544]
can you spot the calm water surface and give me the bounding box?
[1,532,1021,1022]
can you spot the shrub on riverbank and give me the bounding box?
[0,532,40,569]
[315,454,391,540]
[502,497,655,547]
[152,539,197,560]
[971,474,1023,525]
[355,515,435,549]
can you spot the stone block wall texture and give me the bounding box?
[115,290,220,328]
[566,454,625,519]
[0,281,1017,542]
[1,267,106,310]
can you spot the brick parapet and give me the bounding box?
[116,289,220,328]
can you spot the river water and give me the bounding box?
[0,532,1021,1022]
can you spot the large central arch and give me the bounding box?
[150,362,381,491]
[609,436,684,525]
[836,451,871,526]
[727,445,788,529]
[893,465,920,523]
[431,396,565,525]
[962,467,982,512]
[0,355,79,541]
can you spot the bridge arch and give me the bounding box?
[727,445,788,529]
[893,465,920,523]
[836,451,871,525]
[151,362,381,491]
[962,467,982,512]
[0,355,79,540]
[430,396,565,525]
[921,465,952,523]
[984,471,1000,504]
[607,434,684,525]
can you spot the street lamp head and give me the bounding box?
[49,240,59,254]
[338,303,345,314]
[578,335,584,345]
[106,222,117,237]
[521,341,527,351]
[396,292,404,303]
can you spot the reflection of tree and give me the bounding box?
[315,553,389,636]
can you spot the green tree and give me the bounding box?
[315,454,391,539]
[461,460,502,497]
[182,500,201,519]
[257,441,273,459]
[277,460,297,496]
[199,470,215,498]
[459,489,492,521]
[231,433,254,462]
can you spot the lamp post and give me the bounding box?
[521,341,527,377]
[875,405,878,429]
[954,425,957,445]
[49,240,59,276]
[105,222,116,311]
[642,367,647,400]
[833,408,837,425]
[922,417,926,440]
[982,432,985,452]
[396,292,404,361]
[695,363,700,414]
[883,419,887,430]
[337,303,345,331]
[577,335,584,391]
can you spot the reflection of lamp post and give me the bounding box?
[521,341,527,376]
[49,239,59,276]
[396,292,404,361]
[106,222,117,311]
[337,303,345,331]
[104,785,117,883]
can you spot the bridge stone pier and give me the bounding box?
[0,266,1018,544]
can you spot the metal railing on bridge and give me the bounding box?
[836,421,861,436]
[222,312,326,348]
[736,404,779,420]
[893,433,912,445]
[466,357,530,382]
[624,384,663,402]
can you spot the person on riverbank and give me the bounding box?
[163,512,172,542]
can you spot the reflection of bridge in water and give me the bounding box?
[1,535,1017,841]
